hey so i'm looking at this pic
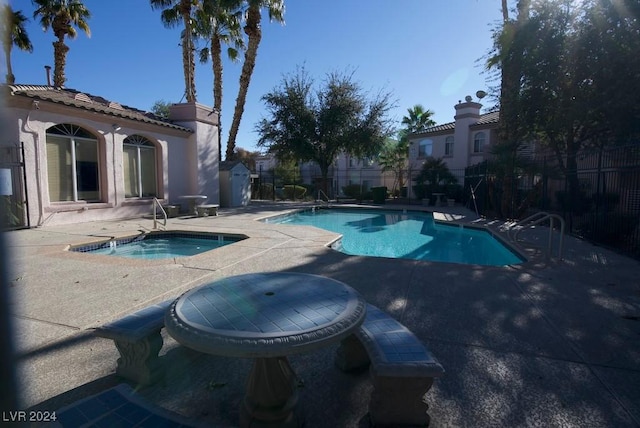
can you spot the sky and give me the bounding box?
[6,0,505,155]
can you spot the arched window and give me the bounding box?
[473,132,486,153]
[46,124,100,202]
[123,135,157,198]
[418,139,433,158]
[445,136,454,156]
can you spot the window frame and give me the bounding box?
[123,135,158,199]
[418,138,433,158]
[45,124,101,203]
[445,136,454,157]
[473,132,486,153]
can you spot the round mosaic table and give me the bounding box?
[165,272,367,428]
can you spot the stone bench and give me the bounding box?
[196,204,219,217]
[93,300,173,385]
[335,304,445,426]
[54,383,205,427]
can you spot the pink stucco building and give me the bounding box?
[2,85,220,227]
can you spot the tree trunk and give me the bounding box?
[212,33,223,157]
[226,4,262,161]
[52,38,68,88]
[182,7,196,103]
[4,46,14,84]
[496,0,530,219]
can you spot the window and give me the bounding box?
[123,135,157,198]
[445,136,454,156]
[46,124,100,202]
[418,139,433,158]
[473,132,486,153]
[362,156,374,167]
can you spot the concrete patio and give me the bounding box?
[6,201,640,427]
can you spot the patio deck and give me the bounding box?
[6,201,640,427]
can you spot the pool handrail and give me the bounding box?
[511,212,565,260]
[317,190,331,206]
[152,198,167,230]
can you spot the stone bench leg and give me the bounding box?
[113,332,164,385]
[335,334,370,371]
[369,375,435,426]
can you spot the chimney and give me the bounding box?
[44,66,51,86]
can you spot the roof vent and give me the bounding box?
[108,101,123,110]
[74,93,92,103]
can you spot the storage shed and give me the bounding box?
[219,161,251,207]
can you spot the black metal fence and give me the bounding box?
[250,145,640,258]
[464,145,640,259]
[0,144,28,230]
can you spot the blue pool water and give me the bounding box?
[71,233,242,260]
[264,208,523,266]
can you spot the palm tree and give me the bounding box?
[150,0,201,103]
[2,5,33,84]
[32,0,90,88]
[401,104,435,134]
[226,0,284,160]
[194,0,244,155]
[378,135,409,195]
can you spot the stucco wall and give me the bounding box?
[4,99,202,227]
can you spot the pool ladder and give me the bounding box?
[152,198,167,230]
[510,212,565,260]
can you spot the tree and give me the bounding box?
[487,0,640,219]
[234,147,260,171]
[413,156,457,202]
[378,136,408,195]
[273,158,300,184]
[2,5,33,84]
[256,67,394,193]
[195,0,244,156]
[401,104,435,133]
[486,0,531,219]
[226,0,284,161]
[414,157,457,188]
[150,99,172,119]
[150,0,200,103]
[32,0,90,88]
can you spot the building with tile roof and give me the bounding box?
[408,97,500,183]
[2,84,220,227]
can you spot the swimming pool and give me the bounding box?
[70,232,246,260]
[263,208,523,266]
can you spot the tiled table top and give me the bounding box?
[165,272,366,358]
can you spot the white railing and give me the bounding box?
[511,212,565,260]
[152,198,167,230]
[317,190,331,206]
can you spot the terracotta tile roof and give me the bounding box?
[410,111,500,137]
[470,111,500,128]
[5,84,192,133]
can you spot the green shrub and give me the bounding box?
[342,184,363,199]
[283,185,307,200]
[413,184,428,200]
[445,184,464,201]
[372,186,387,204]
[556,190,592,214]
[260,183,274,200]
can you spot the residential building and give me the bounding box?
[408,96,500,183]
[2,84,219,227]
